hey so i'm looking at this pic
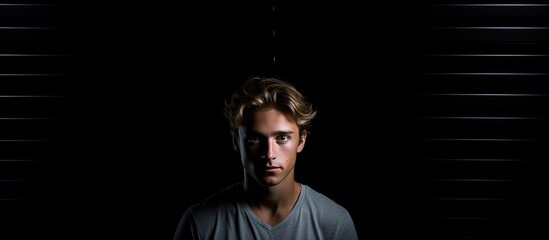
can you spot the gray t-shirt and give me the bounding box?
[174,183,358,240]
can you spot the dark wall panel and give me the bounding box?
[1,1,547,240]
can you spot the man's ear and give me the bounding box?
[297,131,307,153]
[232,133,239,152]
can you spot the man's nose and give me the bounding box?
[261,140,276,160]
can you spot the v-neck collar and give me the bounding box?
[241,184,306,231]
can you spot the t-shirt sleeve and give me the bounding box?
[174,208,200,240]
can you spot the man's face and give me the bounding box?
[236,108,306,187]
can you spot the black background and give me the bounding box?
[1,1,548,239]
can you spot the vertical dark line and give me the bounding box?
[272,1,276,64]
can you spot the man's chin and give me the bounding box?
[258,177,280,187]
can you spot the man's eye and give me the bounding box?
[276,135,290,142]
[246,136,260,143]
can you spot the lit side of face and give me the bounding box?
[235,108,306,187]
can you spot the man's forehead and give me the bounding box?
[239,111,299,134]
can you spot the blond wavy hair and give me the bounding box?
[224,76,317,136]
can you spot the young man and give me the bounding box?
[174,76,358,239]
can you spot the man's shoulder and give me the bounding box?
[301,184,351,216]
[187,183,242,215]
[175,184,244,239]
[299,183,357,237]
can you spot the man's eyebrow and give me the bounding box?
[273,130,294,135]
[245,130,295,136]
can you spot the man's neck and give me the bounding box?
[242,178,302,226]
